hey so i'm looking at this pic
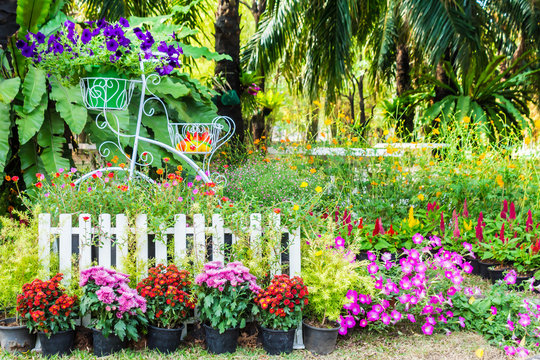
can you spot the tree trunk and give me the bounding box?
[396,43,414,137]
[306,107,319,141]
[435,61,451,102]
[215,0,244,143]
[0,0,18,51]
[356,74,368,137]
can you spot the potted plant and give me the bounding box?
[254,274,308,355]
[16,273,78,356]
[302,234,368,355]
[79,266,148,356]
[17,18,183,110]
[0,216,41,353]
[137,264,196,353]
[194,261,260,354]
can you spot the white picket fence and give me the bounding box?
[37,213,301,281]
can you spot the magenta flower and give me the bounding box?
[463,199,469,218]
[518,313,531,327]
[422,322,434,335]
[344,315,356,328]
[407,314,416,323]
[391,310,402,322]
[367,262,379,274]
[491,306,497,316]
[372,304,383,313]
[507,320,514,331]
[412,233,424,244]
[335,236,345,248]
[359,319,368,327]
[367,251,376,261]
[462,242,472,252]
[458,316,465,328]
[504,270,517,285]
[367,310,380,321]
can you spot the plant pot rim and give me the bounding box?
[202,323,239,332]
[37,329,75,335]
[302,319,340,331]
[0,317,26,330]
[260,325,296,333]
[148,324,185,332]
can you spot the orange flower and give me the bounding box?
[157,168,164,175]
[4,175,10,181]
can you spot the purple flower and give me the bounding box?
[34,32,45,44]
[119,17,130,27]
[96,286,116,304]
[106,39,119,52]
[81,29,92,44]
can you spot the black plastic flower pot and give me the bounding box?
[302,320,340,355]
[477,260,496,279]
[92,328,128,357]
[489,267,510,284]
[260,326,295,355]
[465,257,481,276]
[147,324,184,353]
[203,324,239,354]
[38,329,75,356]
[0,317,36,353]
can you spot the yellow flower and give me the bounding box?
[293,204,300,211]
[310,168,316,174]
[383,129,389,136]
[300,182,308,188]
[434,117,441,122]
[338,113,345,118]
[332,139,338,145]
[352,137,358,142]
[462,116,471,124]
[418,194,425,201]
[315,250,323,256]
[290,166,297,170]
[313,100,322,108]
[315,186,322,193]
[475,348,484,359]
[496,175,504,187]
[436,191,442,197]
[464,220,473,231]
[306,144,312,150]
[433,129,440,135]
[324,118,332,126]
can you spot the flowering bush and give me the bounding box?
[254,274,308,330]
[447,274,540,357]
[338,236,472,336]
[16,274,78,336]
[194,261,260,334]
[137,264,195,329]
[79,266,147,341]
[17,18,182,85]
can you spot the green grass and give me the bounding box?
[0,329,511,360]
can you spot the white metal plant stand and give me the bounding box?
[77,57,235,185]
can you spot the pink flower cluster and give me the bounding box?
[194,261,260,293]
[80,266,146,318]
[339,238,471,336]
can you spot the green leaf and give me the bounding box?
[37,112,70,174]
[114,321,126,340]
[180,44,231,62]
[0,103,11,172]
[148,77,190,99]
[22,67,47,113]
[0,78,21,104]
[19,141,45,186]
[49,79,87,134]
[455,95,471,122]
[16,0,53,36]
[15,91,47,144]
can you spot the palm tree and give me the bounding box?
[243,0,383,139]
[214,0,244,143]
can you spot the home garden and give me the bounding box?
[0,1,539,359]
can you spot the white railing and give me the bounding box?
[38,213,301,282]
